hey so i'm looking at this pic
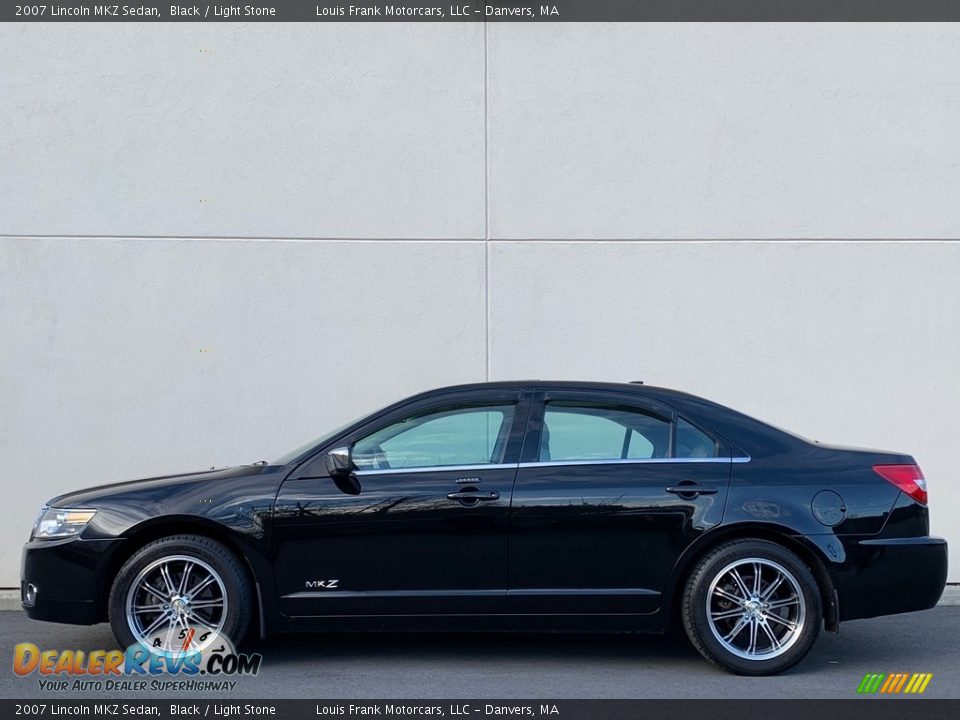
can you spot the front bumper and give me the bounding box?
[21,536,125,625]
[836,536,948,621]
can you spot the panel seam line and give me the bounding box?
[484,20,491,383]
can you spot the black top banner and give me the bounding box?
[6,0,960,22]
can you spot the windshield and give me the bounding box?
[271,418,359,466]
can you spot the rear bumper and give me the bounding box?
[21,536,124,625]
[836,536,948,621]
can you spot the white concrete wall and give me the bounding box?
[2,23,959,585]
[488,24,960,239]
[0,24,485,238]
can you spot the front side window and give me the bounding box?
[540,404,671,462]
[353,404,516,470]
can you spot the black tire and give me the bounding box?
[681,539,822,675]
[108,534,252,651]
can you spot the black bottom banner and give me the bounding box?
[2,700,958,720]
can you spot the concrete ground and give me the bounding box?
[1,606,957,700]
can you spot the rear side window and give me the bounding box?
[537,403,723,462]
[540,404,670,462]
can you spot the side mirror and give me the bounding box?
[323,446,361,495]
[323,446,353,477]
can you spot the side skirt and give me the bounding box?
[271,610,666,635]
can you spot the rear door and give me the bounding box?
[507,390,733,614]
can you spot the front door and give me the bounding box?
[508,390,732,615]
[273,393,527,617]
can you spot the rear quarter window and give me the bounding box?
[675,417,719,459]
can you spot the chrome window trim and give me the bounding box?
[354,463,517,477]
[352,456,750,476]
[519,457,750,468]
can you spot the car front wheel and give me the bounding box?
[681,539,822,675]
[108,534,252,653]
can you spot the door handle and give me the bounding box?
[447,490,500,502]
[665,485,718,496]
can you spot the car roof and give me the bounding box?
[415,380,691,399]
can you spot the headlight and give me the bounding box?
[31,507,97,539]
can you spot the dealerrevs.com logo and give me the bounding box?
[13,633,262,692]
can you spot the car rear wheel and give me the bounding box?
[108,534,252,653]
[682,539,822,675]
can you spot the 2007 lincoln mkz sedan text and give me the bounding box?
[22,382,947,674]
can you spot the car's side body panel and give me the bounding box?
[272,465,517,617]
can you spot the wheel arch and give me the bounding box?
[98,516,266,637]
[665,523,839,633]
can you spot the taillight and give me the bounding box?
[873,464,928,505]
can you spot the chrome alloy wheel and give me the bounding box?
[705,557,806,661]
[124,554,227,653]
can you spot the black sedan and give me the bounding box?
[21,381,947,674]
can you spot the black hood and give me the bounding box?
[47,464,268,508]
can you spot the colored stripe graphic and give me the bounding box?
[857,674,885,693]
[880,674,897,693]
[857,673,933,694]
[908,674,933,694]
[893,674,909,693]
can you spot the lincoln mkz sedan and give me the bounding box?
[22,382,947,674]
